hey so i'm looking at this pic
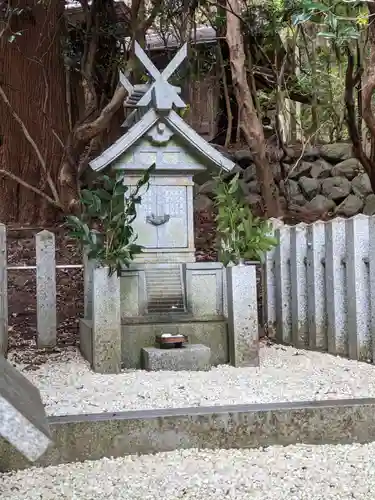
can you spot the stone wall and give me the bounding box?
[196,142,375,218]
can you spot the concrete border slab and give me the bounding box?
[2,398,375,472]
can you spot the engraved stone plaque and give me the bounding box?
[132,184,188,249]
[157,186,187,248]
[132,187,158,248]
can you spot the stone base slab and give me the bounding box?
[142,344,211,371]
[0,355,52,463]
[2,399,375,472]
[122,320,227,369]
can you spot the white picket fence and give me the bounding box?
[265,214,375,362]
[0,225,82,356]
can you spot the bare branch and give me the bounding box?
[226,0,280,217]
[74,84,127,143]
[363,5,375,141]
[344,47,375,189]
[141,0,164,33]
[0,170,63,210]
[0,83,61,204]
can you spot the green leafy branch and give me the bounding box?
[213,173,277,266]
[66,164,155,276]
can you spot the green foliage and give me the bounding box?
[290,0,368,141]
[291,0,365,44]
[65,165,155,276]
[213,174,278,266]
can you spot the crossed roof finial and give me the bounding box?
[119,42,187,113]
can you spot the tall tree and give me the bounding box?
[0,0,163,223]
[0,0,69,222]
[226,0,280,217]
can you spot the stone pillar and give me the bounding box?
[92,266,121,374]
[325,218,348,356]
[264,218,284,339]
[290,223,308,348]
[345,214,371,361]
[36,230,56,349]
[0,224,8,356]
[368,216,375,364]
[275,225,292,344]
[83,253,96,320]
[227,264,259,367]
[306,221,327,350]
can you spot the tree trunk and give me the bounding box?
[0,0,69,223]
[225,0,280,218]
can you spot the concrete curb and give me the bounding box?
[2,398,375,472]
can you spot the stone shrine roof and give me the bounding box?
[89,42,235,174]
[89,107,235,172]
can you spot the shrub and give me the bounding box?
[65,165,154,275]
[213,173,277,265]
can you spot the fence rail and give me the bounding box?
[7,265,83,270]
[0,225,83,356]
[265,214,375,363]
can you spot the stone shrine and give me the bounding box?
[89,42,235,263]
[80,43,259,373]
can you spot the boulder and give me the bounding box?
[238,179,249,195]
[288,161,313,180]
[363,193,375,216]
[194,194,214,211]
[282,147,297,164]
[234,149,253,167]
[309,159,332,179]
[321,176,351,200]
[331,158,361,180]
[243,164,256,182]
[247,180,260,194]
[320,143,353,163]
[305,194,336,213]
[245,193,262,207]
[302,146,321,162]
[279,196,288,211]
[283,145,320,163]
[272,162,283,182]
[351,173,372,198]
[336,194,363,217]
[280,179,301,198]
[210,144,235,162]
[198,180,216,196]
[293,194,307,206]
[299,176,320,200]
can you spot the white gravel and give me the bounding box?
[1,443,374,499]
[10,343,375,416]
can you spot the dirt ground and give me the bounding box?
[6,209,218,365]
[7,225,83,365]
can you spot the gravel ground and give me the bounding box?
[9,343,375,416]
[1,443,374,499]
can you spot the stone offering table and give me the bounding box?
[142,344,211,371]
